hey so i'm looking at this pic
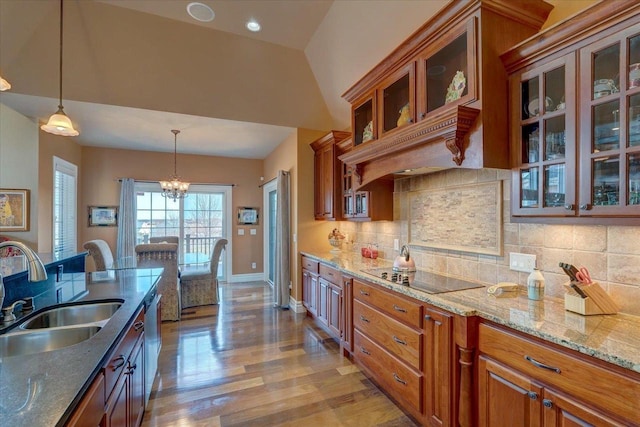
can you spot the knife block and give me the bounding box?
[564,281,618,315]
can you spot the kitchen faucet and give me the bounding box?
[0,241,48,314]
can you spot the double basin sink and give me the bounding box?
[0,300,123,357]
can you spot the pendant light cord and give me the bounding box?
[58,0,64,110]
[172,129,180,176]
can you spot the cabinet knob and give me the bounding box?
[424,314,432,321]
[579,204,591,211]
[420,112,426,119]
[564,204,574,211]
[527,391,538,400]
[543,399,553,408]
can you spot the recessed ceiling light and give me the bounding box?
[246,19,261,32]
[187,2,214,23]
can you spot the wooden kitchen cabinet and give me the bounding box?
[301,256,319,316]
[341,0,552,190]
[341,275,353,355]
[478,323,640,426]
[503,1,640,223]
[66,372,106,427]
[327,282,342,338]
[423,306,453,427]
[342,159,393,221]
[311,131,351,220]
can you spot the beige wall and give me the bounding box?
[78,146,264,276]
[0,103,39,246]
[336,169,640,316]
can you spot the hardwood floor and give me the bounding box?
[142,281,418,426]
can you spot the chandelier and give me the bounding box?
[160,129,190,201]
[41,0,79,137]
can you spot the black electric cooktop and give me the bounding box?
[361,267,484,294]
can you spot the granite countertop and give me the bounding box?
[0,267,162,427]
[302,250,640,374]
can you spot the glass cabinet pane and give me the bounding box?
[545,66,565,113]
[627,35,640,90]
[383,74,411,133]
[545,116,566,160]
[593,100,620,152]
[592,44,620,100]
[629,94,640,146]
[593,156,620,206]
[544,164,565,207]
[522,124,540,164]
[522,77,539,119]
[628,153,640,205]
[354,99,374,146]
[426,32,467,112]
[521,167,539,208]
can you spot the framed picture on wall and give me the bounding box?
[0,189,30,232]
[88,206,119,227]
[237,207,259,225]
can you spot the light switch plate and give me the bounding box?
[509,252,536,273]
[238,228,245,235]
[250,228,256,235]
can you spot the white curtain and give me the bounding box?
[274,170,291,308]
[116,178,137,261]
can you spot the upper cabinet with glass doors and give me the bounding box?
[503,1,640,223]
[340,0,552,190]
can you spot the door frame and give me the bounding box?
[262,179,277,286]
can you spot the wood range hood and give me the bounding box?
[338,0,553,191]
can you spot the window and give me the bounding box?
[53,156,77,254]
[134,182,231,279]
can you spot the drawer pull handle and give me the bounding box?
[393,305,407,313]
[360,347,371,355]
[359,315,370,323]
[359,290,370,296]
[393,373,407,385]
[543,399,553,408]
[111,355,126,371]
[134,321,145,331]
[392,335,407,346]
[525,355,561,374]
[528,391,538,400]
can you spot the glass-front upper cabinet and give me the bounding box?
[417,19,477,119]
[511,55,576,217]
[377,64,415,137]
[579,29,640,215]
[353,95,376,147]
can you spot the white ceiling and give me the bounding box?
[0,1,451,158]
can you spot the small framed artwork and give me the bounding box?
[237,207,259,225]
[88,206,119,227]
[0,189,30,232]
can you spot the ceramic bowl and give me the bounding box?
[593,79,617,94]
[526,96,553,117]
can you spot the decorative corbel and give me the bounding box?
[353,164,363,186]
[445,130,466,166]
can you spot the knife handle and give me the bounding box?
[570,282,588,299]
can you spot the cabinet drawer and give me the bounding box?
[354,330,422,414]
[104,308,144,401]
[479,323,640,423]
[319,263,341,283]
[301,256,319,274]
[354,300,422,370]
[353,279,422,328]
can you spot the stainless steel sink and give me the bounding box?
[0,326,101,357]
[21,301,123,329]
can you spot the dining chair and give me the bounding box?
[149,236,179,245]
[136,242,181,321]
[180,238,228,308]
[83,239,114,271]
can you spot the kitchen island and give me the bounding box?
[0,267,161,426]
[301,250,640,426]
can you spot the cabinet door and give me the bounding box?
[511,54,577,217]
[302,270,311,309]
[129,336,145,427]
[342,277,353,354]
[377,63,415,137]
[105,370,128,427]
[342,163,355,218]
[578,28,640,216]
[327,282,342,338]
[478,356,543,427]
[542,388,626,427]
[424,307,452,427]
[314,144,335,219]
[308,273,318,316]
[353,95,376,147]
[66,372,106,427]
[318,278,329,325]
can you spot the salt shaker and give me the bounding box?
[527,268,545,301]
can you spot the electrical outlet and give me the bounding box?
[394,239,399,250]
[250,228,256,235]
[251,262,256,269]
[509,252,536,273]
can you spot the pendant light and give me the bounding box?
[41,0,79,137]
[160,130,190,201]
[0,75,11,91]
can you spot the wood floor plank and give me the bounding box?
[142,281,419,427]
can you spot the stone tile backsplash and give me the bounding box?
[335,168,640,316]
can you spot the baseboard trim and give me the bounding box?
[228,273,264,283]
[289,296,306,313]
